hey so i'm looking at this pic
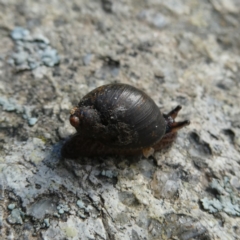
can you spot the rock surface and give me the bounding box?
[0,0,240,239]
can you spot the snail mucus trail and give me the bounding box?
[61,83,190,158]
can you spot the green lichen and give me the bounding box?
[201,177,240,216]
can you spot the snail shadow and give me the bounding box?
[60,137,159,188]
[59,136,155,188]
[60,133,180,168]
[60,134,147,166]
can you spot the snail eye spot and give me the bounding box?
[70,115,80,128]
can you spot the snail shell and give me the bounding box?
[62,83,190,158]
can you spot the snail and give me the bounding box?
[61,83,190,158]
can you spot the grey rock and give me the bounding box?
[0,182,4,200]
[41,47,60,67]
[28,117,38,126]
[8,203,16,210]
[27,198,57,219]
[151,170,181,199]
[11,27,31,41]
[83,53,93,66]
[101,169,118,178]
[57,204,70,215]
[0,206,3,228]
[43,218,50,228]
[58,209,64,214]
[7,209,24,225]
[1,0,240,239]
[138,10,169,28]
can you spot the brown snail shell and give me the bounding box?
[61,83,190,158]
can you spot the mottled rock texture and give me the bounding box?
[0,0,240,239]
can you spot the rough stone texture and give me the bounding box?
[0,0,240,239]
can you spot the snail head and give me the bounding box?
[164,105,190,134]
[69,106,101,132]
[69,107,81,128]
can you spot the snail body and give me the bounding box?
[62,83,190,158]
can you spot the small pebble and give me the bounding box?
[11,27,30,41]
[7,209,24,225]
[77,200,85,209]
[43,218,50,227]
[8,203,16,210]
[58,209,64,214]
[28,117,38,126]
